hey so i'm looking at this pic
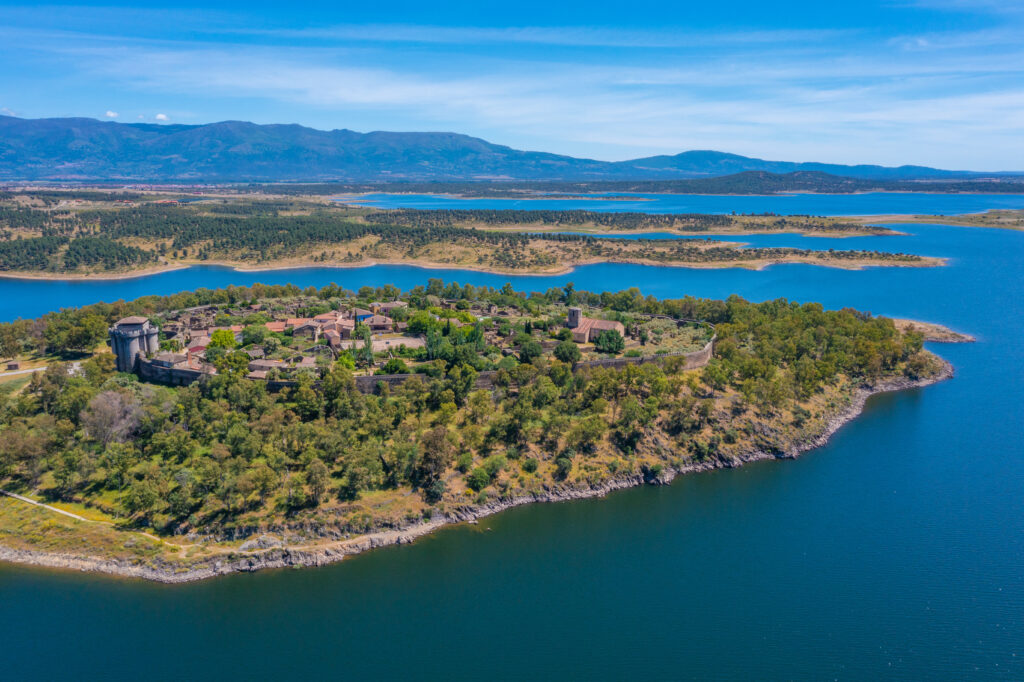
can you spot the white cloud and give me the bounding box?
[233,24,852,49]
[1,19,1022,167]
[105,110,118,118]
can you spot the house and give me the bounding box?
[322,318,355,339]
[314,311,340,322]
[248,359,288,372]
[265,321,287,334]
[364,314,393,331]
[188,335,212,352]
[373,301,408,314]
[292,322,321,341]
[286,318,312,329]
[151,352,187,368]
[353,308,374,322]
[566,307,626,343]
[324,329,343,349]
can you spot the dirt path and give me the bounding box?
[0,366,46,378]
[1,489,88,521]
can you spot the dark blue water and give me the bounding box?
[1,219,1022,680]
[344,191,1024,216]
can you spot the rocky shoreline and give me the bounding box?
[0,361,953,584]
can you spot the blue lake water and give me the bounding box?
[1,212,1023,678]
[343,191,1024,216]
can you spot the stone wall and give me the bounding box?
[138,359,208,386]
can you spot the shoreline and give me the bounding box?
[0,361,954,584]
[0,252,945,282]
[335,190,1024,201]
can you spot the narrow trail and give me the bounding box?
[0,366,47,378]
[1,489,89,521]
[0,489,198,551]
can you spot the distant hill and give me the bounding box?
[616,150,984,180]
[0,115,1018,182]
[262,171,1024,196]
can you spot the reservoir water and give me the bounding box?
[343,190,1024,215]
[1,208,1022,678]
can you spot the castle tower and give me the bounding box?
[567,307,582,329]
[109,316,159,373]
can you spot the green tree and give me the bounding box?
[414,426,452,487]
[358,325,374,367]
[306,458,331,504]
[241,325,267,346]
[518,339,543,363]
[208,329,237,349]
[553,340,581,364]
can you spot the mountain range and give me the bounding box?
[0,115,1017,182]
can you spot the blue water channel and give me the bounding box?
[1,210,1022,680]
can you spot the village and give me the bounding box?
[108,293,715,390]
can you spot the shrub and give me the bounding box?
[554,456,573,480]
[378,358,410,374]
[423,479,446,503]
[594,330,625,354]
[465,467,491,491]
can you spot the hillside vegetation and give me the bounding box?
[0,282,945,573]
[0,192,934,275]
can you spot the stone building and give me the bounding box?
[109,316,160,372]
[566,307,626,344]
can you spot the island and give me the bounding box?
[0,190,938,278]
[854,208,1024,232]
[0,280,958,581]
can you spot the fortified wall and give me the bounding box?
[138,360,209,386]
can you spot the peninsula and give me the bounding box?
[0,281,956,581]
[854,208,1024,232]
[0,190,938,278]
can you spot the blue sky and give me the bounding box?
[1,1,1023,169]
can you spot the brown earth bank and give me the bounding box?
[0,250,945,282]
[892,319,975,343]
[854,209,1024,231]
[0,361,953,583]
